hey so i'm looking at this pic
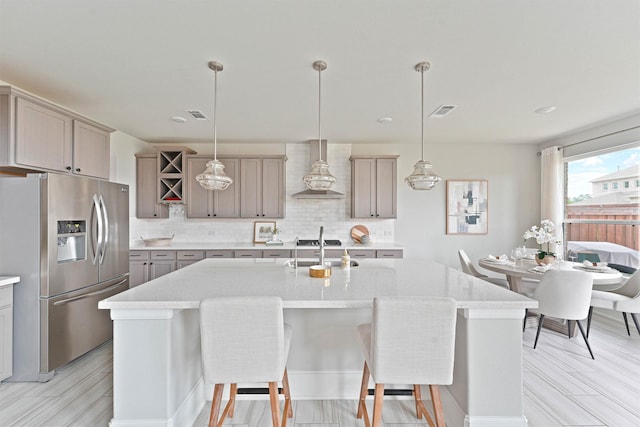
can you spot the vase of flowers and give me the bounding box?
[523,219,561,265]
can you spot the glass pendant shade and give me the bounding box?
[304,159,337,190]
[405,61,441,190]
[196,159,233,190]
[404,160,442,190]
[198,61,233,191]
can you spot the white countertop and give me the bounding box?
[99,258,535,310]
[0,276,20,288]
[129,241,403,251]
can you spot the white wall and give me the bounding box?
[115,137,540,268]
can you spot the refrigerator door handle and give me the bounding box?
[52,278,128,306]
[92,194,103,265]
[98,194,109,265]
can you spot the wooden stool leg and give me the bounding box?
[281,368,293,419]
[268,381,282,427]
[413,384,423,419]
[372,383,384,427]
[208,384,224,427]
[227,383,237,418]
[429,385,446,427]
[357,361,370,421]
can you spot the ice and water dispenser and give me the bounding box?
[57,220,87,263]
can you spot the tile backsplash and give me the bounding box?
[129,143,395,244]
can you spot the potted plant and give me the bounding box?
[523,219,561,265]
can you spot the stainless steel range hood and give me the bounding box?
[292,140,345,199]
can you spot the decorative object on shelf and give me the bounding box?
[446,180,488,234]
[139,235,175,247]
[253,221,277,243]
[303,60,337,191]
[405,61,442,190]
[523,219,561,265]
[266,225,284,245]
[196,61,233,191]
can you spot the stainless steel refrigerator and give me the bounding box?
[0,173,129,381]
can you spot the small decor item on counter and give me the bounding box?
[140,235,174,247]
[351,225,370,244]
[341,249,351,268]
[265,226,284,246]
[309,265,332,278]
[523,219,561,265]
[253,221,276,243]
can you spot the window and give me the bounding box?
[564,146,639,268]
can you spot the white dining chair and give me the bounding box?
[458,249,510,289]
[587,269,640,337]
[199,296,293,427]
[356,296,457,427]
[527,269,594,359]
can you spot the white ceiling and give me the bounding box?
[1,0,639,146]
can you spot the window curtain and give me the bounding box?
[540,146,564,252]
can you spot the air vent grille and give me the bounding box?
[429,105,456,118]
[186,110,208,120]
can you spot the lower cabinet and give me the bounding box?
[129,251,176,288]
[0,286,13,381]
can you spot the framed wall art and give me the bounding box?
[253,221,276,243]
[446,180,488,235]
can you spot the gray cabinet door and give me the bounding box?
[352,158,376,218]
[73,120,110,179]
[136,154,169,219]
[129,260,149,288]
[149,260,175,280]
[186,157,213,218]
[261,158,285,218]
[15,97,72,172]
[375,158,397,218]
[213,158,240,217]
[240,158,262,218]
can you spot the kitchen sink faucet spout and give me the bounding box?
[319,226,325,266]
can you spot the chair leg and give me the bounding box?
[567,319,572,339]
[208,384,224,427]
[587,306,594,338]
[533,314,545,349]
[429,384,446,427]
[576,320,595,360]
[268,381,282,427]
[622,312,631,336]
[523,309,528,332]
[281,368,293,419]
[372,383,384,427]
[413,385,436,427]
[227,383,237,418]
[631,313,640,336]
[357,361,370,422]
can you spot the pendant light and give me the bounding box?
[196,61,233,191]
[404,61,441,190]
[303,60,337,191]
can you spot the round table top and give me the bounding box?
[478,258,623,286]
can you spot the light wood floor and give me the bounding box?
[0,314,638,426]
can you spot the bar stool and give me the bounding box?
[199,296,293,427]
[356,296,457,427]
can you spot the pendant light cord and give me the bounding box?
[318,65,322,161]
[213,68,218,161]
[420,67,425,162]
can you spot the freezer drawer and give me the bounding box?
[40,276,129,374]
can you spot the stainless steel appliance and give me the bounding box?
[0,173,129,381]
[296,239,342,246]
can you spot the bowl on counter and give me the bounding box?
[139,235,174,247]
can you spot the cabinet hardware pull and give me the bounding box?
[76,168,81,172]
[66,166,72,171]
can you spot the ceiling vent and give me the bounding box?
[186,110,208,120]
[429,105,456,118]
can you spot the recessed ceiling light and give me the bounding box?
[171,116,187,123]
[535,106,556,114]
[377,117,393,124]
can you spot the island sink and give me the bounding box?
[283,259,359,268]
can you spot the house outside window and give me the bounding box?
[603,183,608,191]
[613,182,619,190]
[624,181,630,189]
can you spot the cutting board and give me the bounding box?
[350,225,369,243]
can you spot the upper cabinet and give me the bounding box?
[135,154,169,219]
[240,157,286,218]
[185,156,240,218]
[0,86,112,179]
[350,156,398,219]
[157,148,195,203]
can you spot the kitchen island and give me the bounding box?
[99,258,536,427]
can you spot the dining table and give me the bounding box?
[478,257,624,294]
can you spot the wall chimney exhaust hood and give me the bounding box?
[292,140,345,199]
